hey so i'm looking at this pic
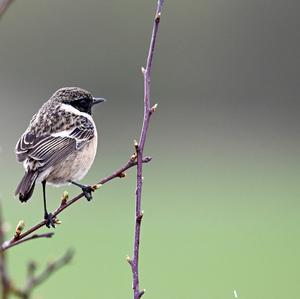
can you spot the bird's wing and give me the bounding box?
[15,117,95,171]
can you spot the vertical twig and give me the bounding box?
[129,1,165,298]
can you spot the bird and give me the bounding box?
[15,87,106,228]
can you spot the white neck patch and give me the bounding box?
[60,103,94,123]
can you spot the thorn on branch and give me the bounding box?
[14,220,25,239]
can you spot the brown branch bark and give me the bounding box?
[0,156,151,252]
[128,1,165,298]
[2,233,54,252]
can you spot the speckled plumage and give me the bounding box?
[15,87,103,203]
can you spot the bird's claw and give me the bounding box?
[82,185,93,201]
[44,212,56,228]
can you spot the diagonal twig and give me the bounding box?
[0,156,152,252]
[2,233,54,252]
[0,0,14,19]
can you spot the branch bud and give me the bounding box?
[61,191,69,205]
[118,172,127,178]
[92,184,102,191]
[155,12,161,23]
[134,139,139,151]
[139,289,146,298]
[126,255,133,267]
[151,103,158,113]
[15,220,25,238]
[137,211,144,222]
[54,218,62,225]
[141,66,146,74]
[131,152,137,162]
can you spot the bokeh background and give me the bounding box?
[0,0,300,298]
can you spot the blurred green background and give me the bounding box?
[0,0,300,298]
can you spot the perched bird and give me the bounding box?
[15,87,106,227]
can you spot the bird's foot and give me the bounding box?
[81,185,94,201]
[44,212,56,228]
[69,181,94,201]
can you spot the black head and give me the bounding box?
[52,87,106,115]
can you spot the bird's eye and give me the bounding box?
[79,99,89,108]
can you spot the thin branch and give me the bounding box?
[0,204,10,299]
[10,250,74,299]
[0,0,14,19]
[129,1,165,298]
[1,156,152,252]
[2,233,54,252]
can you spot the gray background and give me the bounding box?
[0,1,299,298]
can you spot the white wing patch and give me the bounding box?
[15,116,95,171]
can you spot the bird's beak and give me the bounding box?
[92,97,107,106]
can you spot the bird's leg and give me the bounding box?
[69,181,93,201]
[42,180,55,228]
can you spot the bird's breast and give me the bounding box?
[45,131,98,186]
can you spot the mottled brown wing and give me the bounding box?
[15,118,95,171]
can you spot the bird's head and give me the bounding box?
[51,87,106,115]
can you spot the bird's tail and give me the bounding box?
[15,170,38,202]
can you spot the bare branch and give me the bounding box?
[25,250,73,293]
[2,233,54,251]
[0,0,14,19]
[10,250,74,299]
[0,156,151,252]
[130,1,165,298]
[0,204,10,299]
